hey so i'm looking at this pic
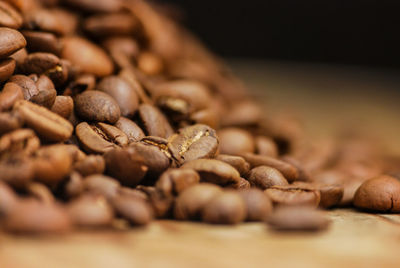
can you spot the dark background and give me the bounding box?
[162,0,400,68]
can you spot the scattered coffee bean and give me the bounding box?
[292,181,344,209]
[218,128,255,155]
[216,154,250,177]
[265,185,321,208]
[247,166,289,190]
[239,188,273,221]
[111,194,153,226]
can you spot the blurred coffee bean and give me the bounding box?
[218,128,255,155]
[111,194,153,226]
[265,185,321,208]
[83,174,120,201]
[51,96,73,119]
[255,136,278,157]
[239,188,273,221]
[0,82,23,111]
[138,104,174,139]
[0,1,23,29]
[0,27,26,59]
[155,168,200,196]
[115,117,145,143]
[73,155,105,177]
[0,57,16,83]
[247,166,288,190]
[216,154,250,177]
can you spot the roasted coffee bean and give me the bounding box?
[265,185,321,208]
[0,111,23,135]
[74,90,121,124]
[168,124,218,165]
[22,31,61,55]
[0,82,23,111]
[67,194,114,228]
[353,175,400,212]
[73,155,105,177]
[76,122,128,154]
[111,194,153,226]
[182,159,241,186]
[0,156,34,187]
[103,36,139,69]
[63,171,84,199]
[190,108,219,129]
[340,177,367,206]
[9,74,38,101]
[292,181,344,209]
[26,182,55,204]
[247,166,288,190]
[10,47,27,68]
[231,177,251,190]
[239,188,273,221]
[118,187,148,202]
[51,96,73,119]
[138,104,174,139]
[240,153,299,182]
[20,52,61,77]
[14,100,73,142]
[0,128,40,158]
[4,199,71,233]
[255,136,278,157]
[136,186,174,218]
[155,168,200,196]
[97,76,139,117]
[0,57,16,83]
[64,0,123,13]
[0,181,18,216]
[61,36,114,77]
[66,74,96,96]
[202,191,246,224]
[0,27,26,59]
[137,51,164,76]
[266,206,330,232]
[216,154,250,177]
[30,75,57,108]
[104,147,148,186]
[84,12,138,37]
[0,1,23,29]
[115,117,145,143]
[83,174,121,201]
[119,68,152,104]
[218,128,255,155]
[221,101,261,127]
[174,183,223,220]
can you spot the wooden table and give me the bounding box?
[1,61,400,268]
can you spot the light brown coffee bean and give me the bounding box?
[174,183,223,220]
[0,111,23,135]
[63,171,84,199]
[10,46,27,66]
[0,57,16,83]
[119,68,152,104]
[0,82,23,111]
[115,117,145,143]
[26,182,55,204]
[255,136,278,157]
[83,174,121,201]
[118,187,148,202]
[61,36,114,77]
[216,154,250,177]
[74,90,121,124]
[97,76,139,117]
[135,186,174,218]
[0,156,34,187]
[9,74,38,101]
[239,188,273,221]
[0,27,26,59]
[221,101,261,127]
[0,181,18,216]
[138,104,174,139]
[190,108,219,129]
[202,191,246,224]
[0,129,39,158]
[0,1,23,29]
[111,194,153,226]
[182,159,241,186]
[64,0,123,13]
[73,155,105,177]
[353,175,400,212]
[137,51,164,76]
[84,12,138,37]
[247,166,288,190]
[218,128,255,155]
[265,185,321,208]
[266,206,330,232]
[292,181,344,209]
[103,36,139,69]
[14,100,73,142]
[51,95,74,119]
[22,31,61,55]
[168,124,219,165]
[230,177,251,190]
[155,168,200,196]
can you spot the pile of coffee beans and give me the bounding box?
[0,0,399,234]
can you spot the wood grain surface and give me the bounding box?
[1,61,400,268]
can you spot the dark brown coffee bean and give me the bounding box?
[66,74,96,96]
[202,191,246,224]
[266,206,330,232]
[182,159,241,186]
[255,136,278,157]
[73,155,105,177]
[104,147,148,187]
[14,100,73,142]
[20,52,60,75]
[9,75,38,101]
[247,166,288,190]
[67,194,114,228]
[239,188,272,221]
[155,168,200,196]
[51,95,73,119]
[0,1,22,29]
[265,185,321,208]
[136,186,174,218]
[0,27,26,59]
[174,183,223,220]
[30,75,57,108]
[4,199,71,233]
[64,0,123,13]
[76,122,128,154]
[240,153,299,182]
[292,181,344,209]
[0,129,40,158]
[82,174,120,201]
[0,111,23,135]
[0,156,34,187]
[61,36,114,77]
[115,117,145,143]
[138,104,174,139]
[111,195,153,226]
[74,90,121,124]
[216,154,250,177]
[168,124,218,165]
[26,182,55,204]
[218,128,255,155]
[22,31,61,55]
[84,12,138,37]
[0,82,23,111]
[0,57,15,83]
[353,175,400,212]
[0,181,18,216]
[97,76,139,117]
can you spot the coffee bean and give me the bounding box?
[0,57,16,83]
[340,177,367,206]
[265,185,321,208]
[0,181,18,217]
[155,168,200,196]
[22,31,61,55]
[266,206,330,232]
[0,27,26,59]
[136,186,174,218]
[67,194,114,228]
[115,117,145,143]
[63,171,84,199]
[0,111,23,135]
[104,147,148,186]
[20,52,61,77]
[292,181,344,209]
[73,155,105,177]
[190,108,219,129]
[202,191,246,224]
[0,82,23,111]
[64,0,123,13]
[255,136,278,157]
[239,188,273,221]
[118,187,148,202]
[138,104,174,139]
[83,174,120,201]
[74,90,121,124]
[168,124,218,165]
[14,100,73,142]
[182,159,241,186]
[61,36,114,77]
[0,1,23,29]
[84,12,138,37]
[9,74,38,101]
[218,128,255,155]
[51,96,74,119]
[10,47,27,67]
[103,37,139,69]
[221,101,261,127]
[111,194,153,226]
[26,182,55,204]
[174,183,223,220]
[247,166,288,190]
[240,153,299,182]
[119,68,152,104]
[0,156,34,187]
[216,154,250,177]
[30,75,57,108]
[353,175,400,212]
[0,128,40,158]
[230,177,251,190]
[97,76,139,117]
[76,122,127,154]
